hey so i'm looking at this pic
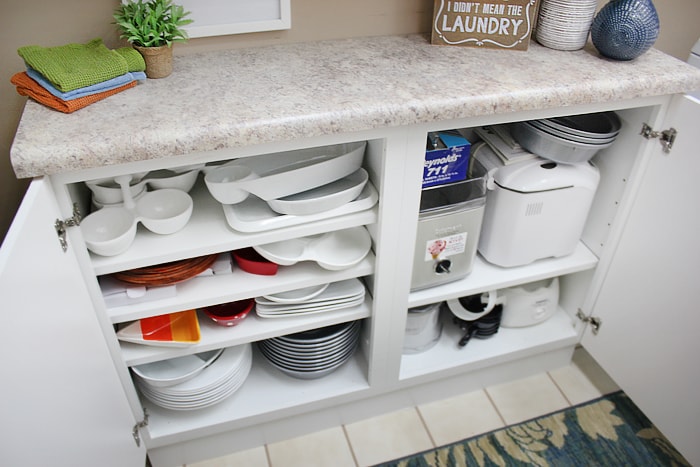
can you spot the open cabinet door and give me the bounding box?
[582,95,700,465]
[0,179,146,467]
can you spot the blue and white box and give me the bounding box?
[423,131,471,188]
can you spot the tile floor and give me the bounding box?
[185,347,620,467]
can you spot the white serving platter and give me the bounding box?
[222,182,378,232]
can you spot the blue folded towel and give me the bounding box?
[26,67,146,101]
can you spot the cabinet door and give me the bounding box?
[0,179,146,467]
[582,95,700,465]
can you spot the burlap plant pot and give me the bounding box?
[134,45,173,79]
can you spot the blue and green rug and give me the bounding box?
[376,391,689,466]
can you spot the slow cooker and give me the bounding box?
[410,158,487,290]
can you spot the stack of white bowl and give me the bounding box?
[258,321,360,380]
[133,344,252,410]
[535,0,598,51]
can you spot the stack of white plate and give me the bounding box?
[535,0,598,51]
[258,321,361,379]
[134,344,252,410]
[255,279,365,318]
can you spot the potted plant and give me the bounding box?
[113,0,193,78]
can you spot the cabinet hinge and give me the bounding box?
[576,309,602,335]
[640,123,677,154]
[54,203,81,252]
[132,408,149,447]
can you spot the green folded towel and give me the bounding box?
[17,38,146,92]
[115,46,147,72]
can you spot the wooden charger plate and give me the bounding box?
[112,253,220,286]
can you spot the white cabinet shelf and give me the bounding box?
[142,347,370,446]
[107,254,375,324]
[89,180,379,276]
[408,242,599,309]
[121,297,373,366]
[400,308,578,381]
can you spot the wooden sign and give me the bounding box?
[431,0,539,51]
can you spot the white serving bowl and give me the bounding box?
[132,349,223,388]
[86,178,147,205]
[204,164,257,204]
[91,189,148,211]
[137,189,194,234]
[80,207,137,256]
[86,169,199,205]
[144,169,199,192]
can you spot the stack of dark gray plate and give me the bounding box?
[512,111,621,164]
[258,321,360,380]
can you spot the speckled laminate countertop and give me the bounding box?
[10,34,700,179]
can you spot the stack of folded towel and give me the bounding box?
[11,38,147,113]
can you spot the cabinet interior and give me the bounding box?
[55,103,659,458]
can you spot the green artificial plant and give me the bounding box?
[113,0,193,48]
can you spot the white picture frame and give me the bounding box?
[178,0,291,38]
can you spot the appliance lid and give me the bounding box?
[493,159,600,193]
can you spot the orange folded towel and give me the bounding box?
[11,71,136,113]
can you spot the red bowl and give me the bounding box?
[232,248,279,275]
[203,299,254,327]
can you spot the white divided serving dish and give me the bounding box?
[205,141,366,203]
[222,182,378,232]
[267,168,369,215]
[253,226,372,270]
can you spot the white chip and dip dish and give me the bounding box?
[81,175,194,256]
[86,167,200,205]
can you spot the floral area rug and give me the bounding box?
[375,391,690,467]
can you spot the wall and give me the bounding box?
[1,0,698,243]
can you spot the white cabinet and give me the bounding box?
[2,94,699,466]
[0,178,147,467]
[581,95,700,465]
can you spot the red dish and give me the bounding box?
[203,299,254,327]
[232,248,279,275]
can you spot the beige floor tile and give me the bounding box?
[570,346,620,395]
[185,446,269,467]
[345,407,433,467]
[549,347,620,405]
[418,389,505,446]
[486,373,569,425]
[266,426,355,467]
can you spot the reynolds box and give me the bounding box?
[423,131,471,188]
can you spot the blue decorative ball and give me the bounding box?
[590,0,660,61]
